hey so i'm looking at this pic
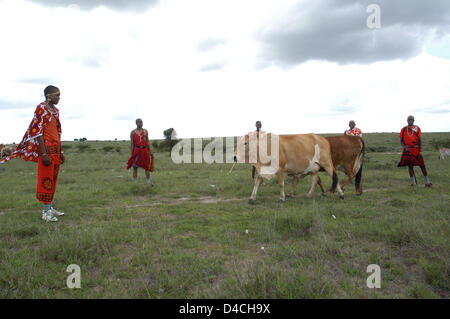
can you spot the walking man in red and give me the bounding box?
[398,115,432,187]
[1,85,65,222]
[344,120,362,137]
[126,119,154,184]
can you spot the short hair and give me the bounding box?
[136,118,142,124]
[44,85,59,97]
[256,121,261,125]
[349,120,355,124]
[407,115,414,120]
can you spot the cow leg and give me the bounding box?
[340,164,354,191]
[288,175,299,197]
[249,174,263,204]
[324,164,345,199]
[307,173,319,198]
[316,175,327,196]
[278,168,286,202]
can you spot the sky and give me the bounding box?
[0,0,449,143]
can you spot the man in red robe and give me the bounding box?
[398,115,432,187]
[344,120,362,137]
[126,119,154,185]
[1,85,65,222]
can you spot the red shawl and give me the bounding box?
[1,102,61,163]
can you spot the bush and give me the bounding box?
[76,144,90,152]
[430,138,450,150]
[102,146,114,153]
[151,140,160,150]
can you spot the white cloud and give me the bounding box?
[0,0,449,145]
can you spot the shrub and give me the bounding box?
[102,146,114,152]
[76,144,90,152]
[430,138,450,150]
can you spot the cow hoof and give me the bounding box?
[356,191,363,196]
[285,194,291,199]
[339,194,345,200]
[278,199,285,203]
[248,199,255,205]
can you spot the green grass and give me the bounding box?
[0,133,449,298]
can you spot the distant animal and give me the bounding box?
[234,132,344,204]
[439,148,450,160]
[0,146,14,159]
[318,135,365,195]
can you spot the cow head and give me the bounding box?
[234,132,279,170]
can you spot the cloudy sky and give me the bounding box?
[1,0,449,142]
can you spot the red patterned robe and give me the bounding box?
[1,102,62,204]
[345,127,362,137]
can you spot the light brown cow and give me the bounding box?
[235,132,344,204]
[321,135,365,195]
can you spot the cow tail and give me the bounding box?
[355,138,365,192]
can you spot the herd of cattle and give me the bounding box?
[235,134,364,204]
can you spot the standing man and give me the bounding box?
[126,119,154,184]
[344,120,362,137]
[1,85,65,222]
[398,115,432,187]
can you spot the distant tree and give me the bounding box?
[161,128,178,151]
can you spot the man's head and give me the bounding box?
[44,85,60,105]
[349,120,356,129]
[136,118,143,129]
[256,121,262,131]
[407,115,415,126]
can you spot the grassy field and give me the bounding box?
[0,132,449,298]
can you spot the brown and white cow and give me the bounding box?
[235,132,344,204]
[320,135,365,195]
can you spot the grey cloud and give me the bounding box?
[0,98,35,110]
[17,77,58,85]
[415,101,450,114]
[197,62,227,72]
[25,0,160,12]
[196,38,227,52]
[66,44,111,68]
[256,0,450,68]
[65,114,84,120]
[329,104,357,113]
[306,103,357,117]
[112,114,137,121]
